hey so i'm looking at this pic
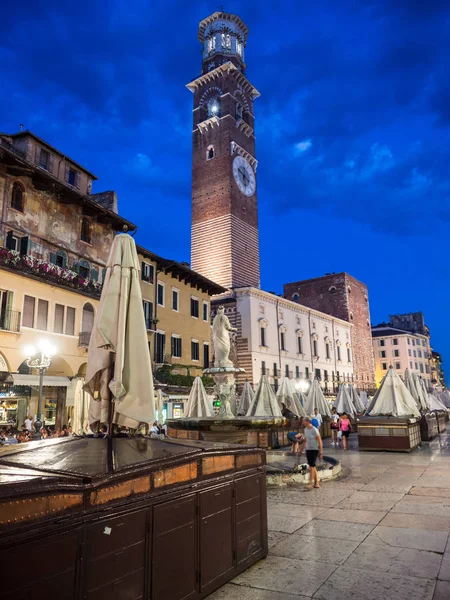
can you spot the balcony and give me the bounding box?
[78,331,91,347]
[0,309,21,333]
[0,247,102,299]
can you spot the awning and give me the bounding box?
[12,374,71,387]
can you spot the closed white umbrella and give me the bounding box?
[359,391,369,408]
[367,367,420,417]
[429,393,447,412]
[404,369,421,411]
[412,372,430,411]
[439,390,450,408]
[348,384,365,413]
[155,389,165,425]
[184,376,214,417]
[276,377,306,417]
[237,381,254,416]
[305,379,331,417]
[85,234,155,430]
[72,378,84,436]
[246,375,282,417]
[334,385,356,417]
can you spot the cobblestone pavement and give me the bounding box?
[209,432,450,600]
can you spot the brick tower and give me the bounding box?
[284,273,376,392]
[188,11,260,290]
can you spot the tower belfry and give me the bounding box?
[188,11,260,290]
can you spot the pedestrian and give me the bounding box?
[313,408,323,429]
[24,415,33,432]
[299,416,323,489]
[339,411,352,451]
[330,408,340,446]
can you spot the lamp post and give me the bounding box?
[24,340,56,439]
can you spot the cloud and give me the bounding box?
[293,139,312,154]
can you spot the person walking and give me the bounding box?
[330,408,339,446]
[299,416,323,489]
[339,412,352,451]
[313,408,323,429]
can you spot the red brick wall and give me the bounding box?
[284,273,376,391]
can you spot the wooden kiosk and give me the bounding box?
[0,436,267,600]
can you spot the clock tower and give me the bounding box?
[188,11,261,290]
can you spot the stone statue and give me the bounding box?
[211,306,237,367]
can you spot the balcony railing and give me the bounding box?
[78,331,91,347]
[0,309,21,333]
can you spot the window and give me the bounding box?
[392,338,398,345]
[207,145,214,160]
[407,338,411,345]
[207,98,220,118]
[297,337,303,354]
[336,371,340,381]
[419,363,424,373]
[11,183,24,212]
[237,41,243,56]
[347,348,351,362]
[190,297,199,318]
[412,339,416,346]
[236,103,243,120]
[382,363,387,370]
[207,36,215,52]
[329,286,336,294]
[79,260,90,279]
[415,362,418,370]
[23,295,35,328]
[222,33,231,49]
[326,343,330,359]
[285,364,289,377]
[315,368,321,380]
[143,301,153,329]
[157,284,165,307]
[413,350,417,357]
[37,299,48,330]
[81,303,94,333]
[80,218,91,244]
[324,370,329,381]
[393,349,400,357]
[380,350,386,358]
[39,148,50,170]
[260,326,266,347]
[395,362,401,369]
[65,307,75,335]
[292,293,299,301]
[313,340,318,356]
[54,304,64,334]
[273,363,278,377]
[408,349,412,357]
[379,339,385,347]
[5,231,18,251]
[172,289,179,311]
[261,361,266,375]
[418,350,422,358]
[337,346,341,361]
[155,332,166,363]
[53,251,67,268]
[68,168,77,186]
[142,263,154,283]
[280,331,286,351]
[203,343,209,368]
[191,341,200,361]
[171,336,182,358]
[305,367,309,379]
[425,364,430,374]
[295,365,300,379]
[203,302,208,322]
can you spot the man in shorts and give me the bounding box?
[299,416,323,489]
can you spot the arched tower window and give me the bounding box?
[11,182,24,212]
[236,103,243,121]
[221,33,231,50]
[81,217,91,244]
[206,145,215,160]
[207,98,220,118]
[79,259,90,280]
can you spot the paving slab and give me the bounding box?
[267,488,352,507]
[415,478,450,489]
[268,513,317,534]
[232,555,336,597]
[391,500,450,518]
[267,531,289,549]
[270,532,358,565]
[400,495,450,506]
[439,553,450,581]
[344,539,442,579]
[379,512,450,532]
[336,490,404,511]
[360,474,418,493]
[296,518,375,542]
[208,583,310,600]
[433,580,450,600]
[267,502,327,519]
[316,507,386,525]
[366,525,448,553]
[409,487,450,498]
[313,565,435,600]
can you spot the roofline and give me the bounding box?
[198,12,249,43]
[371,326,428,338]
[0,131,98,179]
[136,245,226,296]
[186,61,260,98]
[284,272,367,288]
[0,141,136,231]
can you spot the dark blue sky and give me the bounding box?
[1,1,449,381]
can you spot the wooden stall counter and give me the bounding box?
[358,416,421,452]
[0,436,268,600]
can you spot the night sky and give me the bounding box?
[1,1,449,381]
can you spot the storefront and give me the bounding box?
[11,374,71,429]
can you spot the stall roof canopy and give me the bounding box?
[12,375,71,387]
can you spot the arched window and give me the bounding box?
[55,250,67,268]
[329,286,336,294]
[79,259,90,280]
[206,145,215,160]
[292,293,299,302]
[236,103,243,120]
[80,217,91,244]
[11,182,24,212]
[81,303,95,333]
[207,98,220,118]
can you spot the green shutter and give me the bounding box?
[4,291,13,330]
[90,269,99,282]
[50,253,57,265]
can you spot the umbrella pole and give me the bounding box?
[107,362,115,473]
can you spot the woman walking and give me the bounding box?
[339,412,352,451]
[330,408,339,446]
[299,417,323,489]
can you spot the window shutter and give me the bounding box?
[171,337,175,356]
[37,299,49,330]
[23,296,35,328]
[3,291,13,330]
[34,146,41,165]
[141,262,146,280]
[101,268,107,282]
[65,307,75,335]
[74,171,81,190]
[6,231,15,250]
[90,268,98,282]
[50,252,57,265]
[72,261,79,273]
[19,236,29,256]
[64,164,70,183]
[48,153,55,174]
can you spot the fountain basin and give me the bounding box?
[166,416,303,449]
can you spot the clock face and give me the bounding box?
[232,155,256,197]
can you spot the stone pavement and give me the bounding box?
[209,431,450,600]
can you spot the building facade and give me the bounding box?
[0,129,135,428]
[284,273,376,392]
[430,351,445,389]
[189,11,261,290]
[371,325,432,388]
[212,288,354,393]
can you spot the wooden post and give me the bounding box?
[55,387,67,430]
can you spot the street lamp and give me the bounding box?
[24,340,56,439]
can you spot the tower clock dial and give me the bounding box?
[232,155,256,197]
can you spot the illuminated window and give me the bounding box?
[237,41,243,56]
[207,99,220,118]
[207,36,216,52]
[222,33,231,49]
